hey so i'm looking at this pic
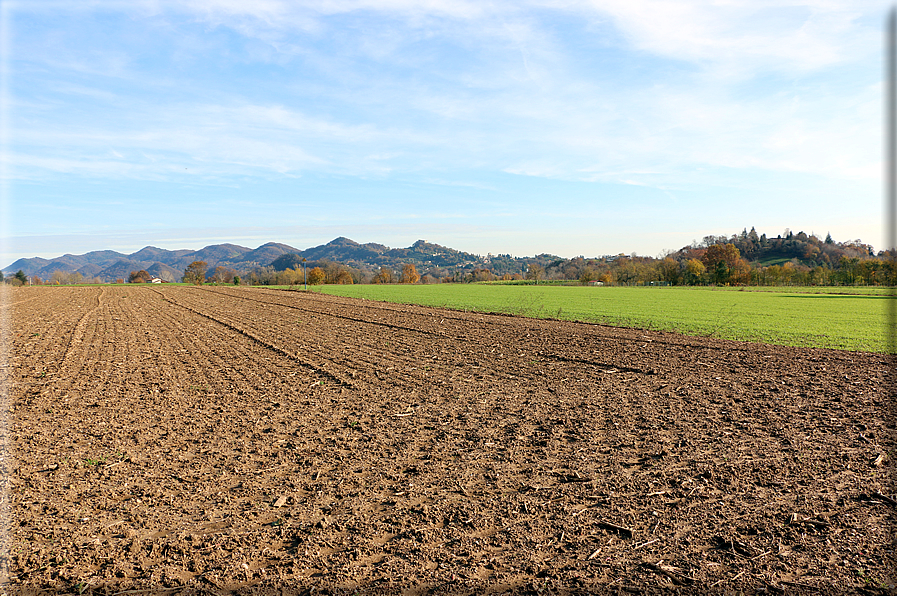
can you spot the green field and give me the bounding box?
[288,284,895,353]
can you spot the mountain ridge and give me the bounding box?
[4,242,302,283]
[3,229,884,284]
[3,237,509,282]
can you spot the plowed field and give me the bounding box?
[2,285,895,594]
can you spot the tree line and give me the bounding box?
[242,229,894,287]
[8,227,895,287]
[0,269,104,286]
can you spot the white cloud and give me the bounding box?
[568,0,883,74]
[6,1,887,224]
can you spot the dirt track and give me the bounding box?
[2,285,895,594]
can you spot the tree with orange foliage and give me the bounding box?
[701,244,747,285]
[307,267,326,285]
[183,261,207,285]
[372,267,394,284]
[701,243,742,270]
[401,264,420,284]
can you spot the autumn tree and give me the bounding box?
[526,263,544,283]
[701,244,747,285]
[50,270,83,285]
[657,258,681,285]
[614,259,658,284]
[684,259,706,285]
[307,267,326,285]
[210,266,236,284]
[277,267,303,286]
[401,264,420,284]
[372,267,394,284]
[701,243,741,270]
[183,261,208,285]
[469,268,495,282]
[579,266,600,285]
[129,270,152,283]
[334,270,354,284]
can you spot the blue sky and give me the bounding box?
[0,0,889,265]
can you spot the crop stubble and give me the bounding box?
[2,285,895,593]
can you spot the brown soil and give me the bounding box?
[1,285,895,594]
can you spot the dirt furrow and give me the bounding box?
[7,288,101,382]
[171,288,558,393]
[4,286,894,594]
[155,287,355,388]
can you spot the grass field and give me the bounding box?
[284,284,895,353]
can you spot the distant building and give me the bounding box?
[151,278,163,284]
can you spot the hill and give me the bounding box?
[4,242,300,283]
[671,228,875,269]
[270,238,490,272]
[262,238,564,282]
[4,227,887,286]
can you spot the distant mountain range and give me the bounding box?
[3,242,300,283]
[3,228,881,284]
[3,237,539,283]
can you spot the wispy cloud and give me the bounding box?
[4,0,889,257]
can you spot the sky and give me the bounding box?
[0,0,891,266]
